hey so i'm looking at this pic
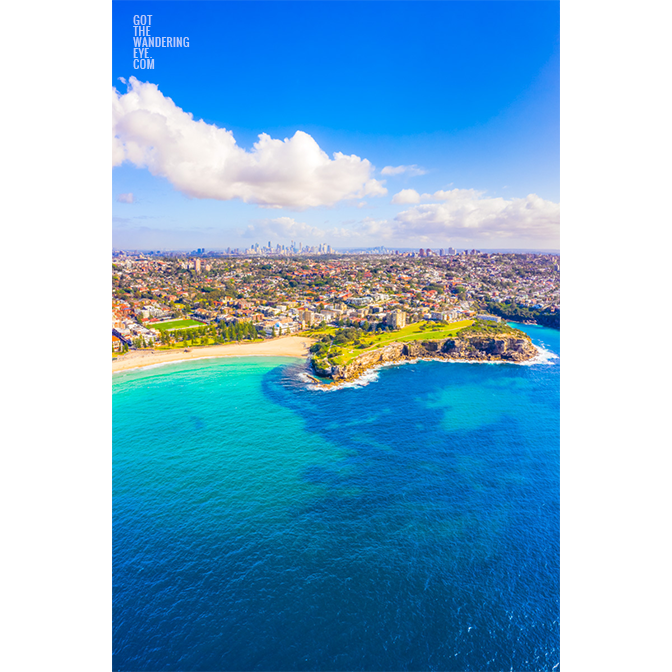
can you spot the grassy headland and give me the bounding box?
[309,319,475,367]
[309,319,534,380]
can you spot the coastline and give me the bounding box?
[112,336,315,373]
[310,342,556,390]
[506,318,560,331]
[311,331,538,386]
[307,327,560,390]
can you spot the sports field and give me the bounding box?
[151,319,205,332]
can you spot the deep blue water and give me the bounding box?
[113,324,559,671]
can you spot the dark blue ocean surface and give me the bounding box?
[113,324,559,671]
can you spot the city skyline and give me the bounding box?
[113,242,560,255]
[112,2,560,251]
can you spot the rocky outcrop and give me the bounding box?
[311,358,334,377]
[314,333,537,383]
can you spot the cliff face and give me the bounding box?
[319,333,537,383]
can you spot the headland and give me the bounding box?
[310,321,537,385]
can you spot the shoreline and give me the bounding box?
[308,342,555,390]
[112,336,315,373]
[506,318,560,331]
[310,330,540,387]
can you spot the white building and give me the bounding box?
[388,309,407,329]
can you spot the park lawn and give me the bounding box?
[394,319,473,342]
[151,319,205,332]
[153,336,266,350]
[330,320,474,366]
[306,326,337,337]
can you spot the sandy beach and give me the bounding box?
[112,336,315,373]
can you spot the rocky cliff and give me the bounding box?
[315,333,537,383]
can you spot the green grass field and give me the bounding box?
[153,336,265,350]
[151,319,205,332]
[327,320,474,365]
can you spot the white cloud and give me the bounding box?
[116,192,134,204]
[241,188,559,249]
[244,217,333,244]
[430,188,484,201]
[391,189,421,204]
[245,216,394,246]
[112,77,387,209]
[355,217,394,239]
[391,189,435,204]
[392,190,559,244]
[381,164,427,177]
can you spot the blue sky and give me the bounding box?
[112,1,559,251]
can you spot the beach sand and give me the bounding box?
[112,336,315,373]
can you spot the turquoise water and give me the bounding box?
[113,325,559,671]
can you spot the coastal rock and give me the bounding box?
[312,358,333,377]
[314,333,537,383]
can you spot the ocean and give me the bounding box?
[113,324,559,671]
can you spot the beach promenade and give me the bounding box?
[112,336,314,373]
